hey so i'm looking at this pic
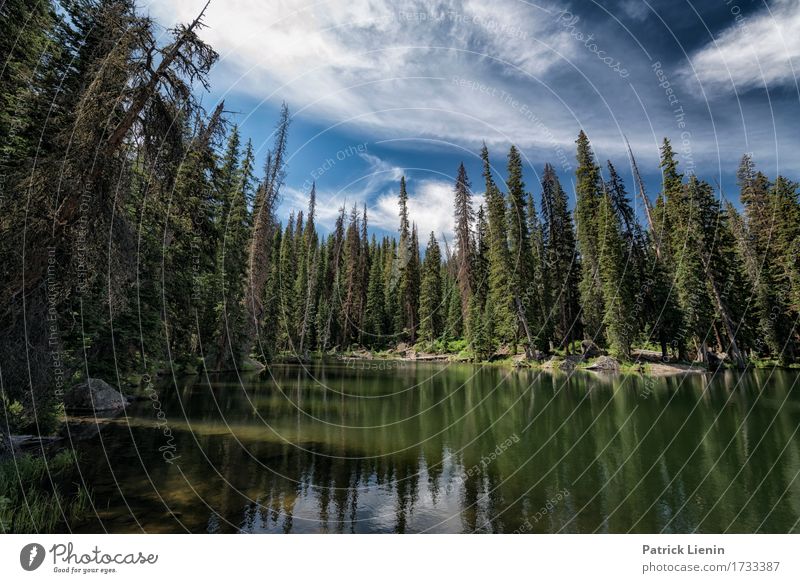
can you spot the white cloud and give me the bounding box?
[686,0,800,91]
[144,0,583,150]
[281,153,485,242]
[618,0,650,22]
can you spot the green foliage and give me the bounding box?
[574,131,605,343]
[597,191,635,358]
[2,0,798,423]
[0,451,91,533]
[418,233,443,343]
[482,145,517,347]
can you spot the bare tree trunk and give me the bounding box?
[515,297,534,359]
[106,1,212,155]
[626,138,662,259]
[702,253,745,369]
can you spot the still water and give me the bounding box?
[66,362,800,533]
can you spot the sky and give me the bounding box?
[146,0,800,240]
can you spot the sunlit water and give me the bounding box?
[63,362,800,533]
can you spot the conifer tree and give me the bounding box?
[213,128,255,369]
[597,190,635,358]
[482,144,516,348]
[453,163,474,316]
[541,164,580,352]
[574,131,605,344]
[365,236,387,344]
[506,145,537,353]
[419,232,443,344]
[527,192,550,350]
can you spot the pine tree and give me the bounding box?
[297,184,319,354]
[467,294,491,361]
[597,190,635,358]
[506,145,537,354]
[453,162,474,316]
[574,131,605,345]
[213,128,255,369]
[365,236,387,344]
[244,103,290,355]
[671,177,716,361]
[396,178,420,342]
[654,138,683,266]
[482,144,516,348]
[444,275,463,341]
[473,205,490,305]
[341,205,362,347]
[527,193,550,351]
[261,229,283,359]
[278,213,298,350]
[541,163,580,352]
[419,232,443,344]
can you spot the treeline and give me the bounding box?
[262,135,800,369]
[1,2,799,446]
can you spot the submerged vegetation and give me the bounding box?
[1,0,799,451]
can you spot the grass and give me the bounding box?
[0,449,92,533]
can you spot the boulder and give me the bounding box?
[512,354,532,368]
[544,356,583,371]
[586,355,621,372]
[64,378,128,413]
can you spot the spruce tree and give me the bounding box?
[365,236,387,345]
[541,163,580,352]
[597,190,635,358]
[574,131,605,345]
[419,232,444,344]
[506,145,537,352]
[482,144,516,348]
[453,162,474,316]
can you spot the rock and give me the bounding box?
[489,345,512,362]
[581,340,604,358]
[0,431,12,457]
[512,354,532,368]
[543,356,582,371]
[64,378,128,413]
[586,356,621,372]
[395,342,409,353]
[239,357,266,371]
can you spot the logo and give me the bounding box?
[20,543,46,571]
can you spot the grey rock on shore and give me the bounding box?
[63,378,128,413]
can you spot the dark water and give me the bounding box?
[65,362,800,533]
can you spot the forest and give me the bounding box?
[2,0,800,452]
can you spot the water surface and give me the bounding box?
[66,362,800,533]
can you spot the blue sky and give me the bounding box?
[148,0,800,239]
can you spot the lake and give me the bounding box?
[65,362,800,533]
